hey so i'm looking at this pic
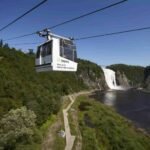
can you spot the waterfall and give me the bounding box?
[102,67,123,90]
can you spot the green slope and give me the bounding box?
[73,95,150,150]
[0,46,103,125]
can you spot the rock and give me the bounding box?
[116,71,130,88]
[145,76,150,90]
[144,66,150,91]
[78,71,108,90]
[58,130,66,138]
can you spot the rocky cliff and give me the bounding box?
[115,71,130,87]
[144,66,150,90]
[77,59,107,90]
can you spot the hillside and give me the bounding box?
[108,64,145,87]
[0,45,106,123]
[0,45,106,149]
[70,95,150,150]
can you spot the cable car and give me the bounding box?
[35,29,78,72]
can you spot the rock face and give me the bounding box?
[116,71,130,88]
[144,66,150,90]
[145,77,150,90]
[77,59,108,90]
[78,68,108,90]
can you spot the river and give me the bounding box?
[91,89,150,133]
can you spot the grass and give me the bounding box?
[72,95,150,150]
[40,97,68,150]
[40,112,66,150]
[53,134,66,150]
[40,96,70,136]
[52,112,66,150]
[15,143,41,150]
[40,115,56,136]
[62,96,71,109]
[68,108,83,150]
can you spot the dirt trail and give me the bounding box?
[42,90,95,150]
[63,95,76,150]
[42,115,62,150]
[63,91,94,150]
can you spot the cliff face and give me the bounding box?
[145,77,150,90]
[77,59,107,90]
[144,66,150,90]
[78,72,107,90]
[115,71,130,87]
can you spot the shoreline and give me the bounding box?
[139,89,150,94]
[89,89,150,136]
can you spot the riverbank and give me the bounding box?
[91,89,150,134]
[70,94,150,150]
[139,88,150,94]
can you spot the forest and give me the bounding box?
[0,42,104,149]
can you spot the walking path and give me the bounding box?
[63,91,94,150]
[63,95,76,150]
[41,90,95,150]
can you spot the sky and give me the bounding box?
[0,0,150,66]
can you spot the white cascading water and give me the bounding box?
[102,67,123,90]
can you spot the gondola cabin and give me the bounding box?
[35,33,78,72]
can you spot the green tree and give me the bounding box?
[3,43,9,49]
[28,49,35,56]
[0,107,36,149]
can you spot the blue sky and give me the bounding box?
[0,0,150,66]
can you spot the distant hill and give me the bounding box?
[108,64,145,87]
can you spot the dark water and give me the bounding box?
[91,89,150,132]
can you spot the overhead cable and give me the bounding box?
[9,26,150,45]
[12,42,41,46]
[47,0,127,29]
[74,26,150,40]
[4,0,127,41]
[0,0,48,32]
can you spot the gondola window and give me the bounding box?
[60,39,77,61]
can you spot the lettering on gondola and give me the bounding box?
[61,59,69,63]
